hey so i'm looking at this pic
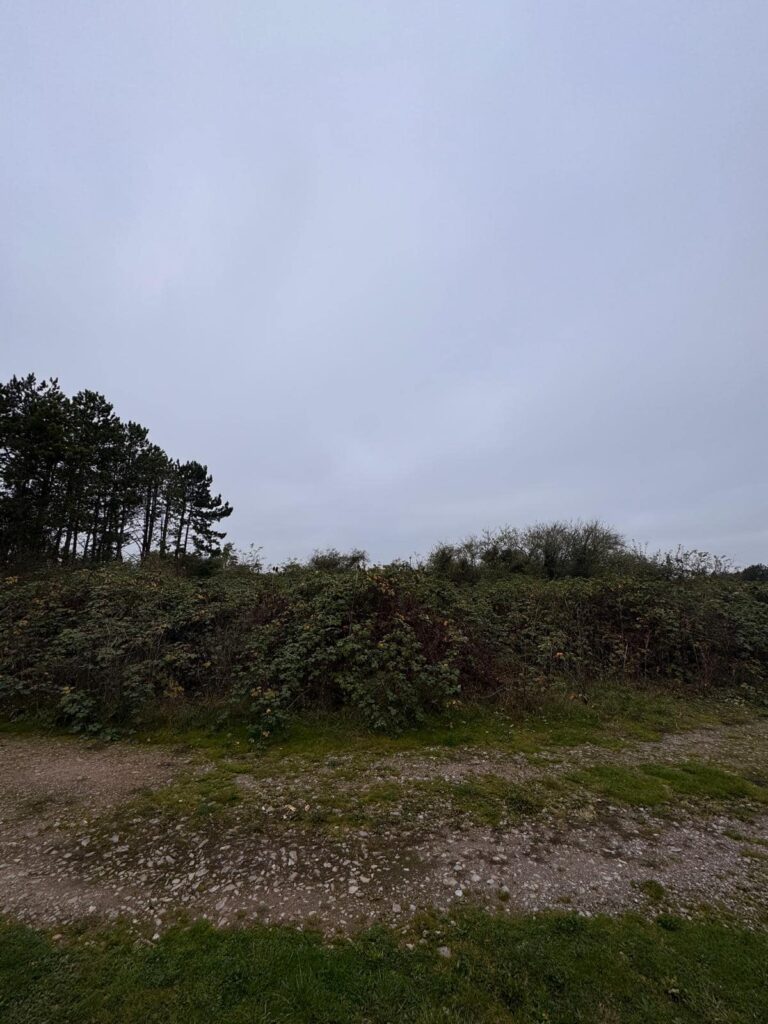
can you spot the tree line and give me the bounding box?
[0,374,232,565]
[302,527,766,582]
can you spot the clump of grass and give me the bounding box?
[638,879,667,903]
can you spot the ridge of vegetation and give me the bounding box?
[2,564,766,737]
[2,374,766,739]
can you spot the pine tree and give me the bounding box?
[0,375,233,565]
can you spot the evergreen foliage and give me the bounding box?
[0,375,232,564]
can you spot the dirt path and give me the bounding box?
[1,722,767,935]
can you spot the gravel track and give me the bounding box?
[1,721,767,934]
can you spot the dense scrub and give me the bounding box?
[2,564,766,736]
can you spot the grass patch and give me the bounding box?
[423,775,544,827]
[642,763,768,802]
[722,830,768,847]
[133,725,255,760]
[95,700,766,837]
[2,683,756,764]
[273,687,732,756]
[279,774,547,831]
[125,683,747,765]
[571,765,671,806]
[2,910,768,1023]
[90,764,250,841]
[133,765,243,818]
[572,762,768,808]
[740,846,768,862]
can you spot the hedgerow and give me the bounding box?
[1,565,766,736]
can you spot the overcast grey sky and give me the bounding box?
[2,2,767,566]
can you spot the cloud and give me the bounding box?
[2,0,766,566]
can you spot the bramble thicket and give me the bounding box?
[2,564,767,737]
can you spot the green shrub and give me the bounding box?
[1,566,766,736]
[226,568,462,732]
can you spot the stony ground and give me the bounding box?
[2,711,768,937]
